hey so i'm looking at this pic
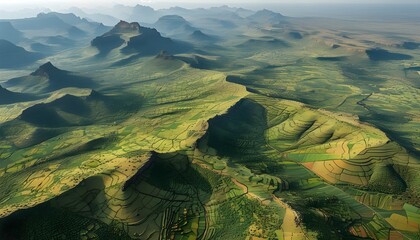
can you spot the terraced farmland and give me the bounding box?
[0,4,419,240]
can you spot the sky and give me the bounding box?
[1,0,420,9]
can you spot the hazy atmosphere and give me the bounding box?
[0,0,419,239]
[1,0,420,20]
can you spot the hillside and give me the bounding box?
[0,22,24,43]
[0,85,36,104]
[0,40,42,68]
[189,30,217,43]
[4,62,96,93]
[154,15,197,36]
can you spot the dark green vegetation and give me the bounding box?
[316,56,347,61]
[366,48,413,61]
[284,194,359,240]
[0,202,131,240]
[0,86,36,104]
[0,4,419,240]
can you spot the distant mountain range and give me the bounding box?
[154,15,197,37]
[247,9,287,24]
[6,12,109,36]
[0,12,111,60]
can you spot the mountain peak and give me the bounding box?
[259,9,283,15]
[31,62,60,77]
[133,4,154,11]
[36,12,59,19]
[247,9,286,24]
[158,15,187,22]
[154,15,195,35]
[111,20,141,34]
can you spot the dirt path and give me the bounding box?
[273,196,312,240]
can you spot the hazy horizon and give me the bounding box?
[1,1,420,21]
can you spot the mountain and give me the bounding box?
[10,13,70,31]
[234,7,255,18]
[160,6,191,16]
[0,22,24,43]
[111,4,160,23]
[189,30,217,43]
[159,6,243,21]
[0,85,36,104]
[19,90,105,127]
[108,20,141,35]
[8,12,110,38]
[4,62,96,93]
[91,35,125,56]
[0,40,42,68]
[1,12,107,56]
[49,12,88,25]
[67,26,87,38]
[67,7,119,26]
[15,89,139,130]
[206,5,254,18]
[123,27,191,55]
[92,20,191,56]
[91,21,140,55]
[131,4,160,23]
[247,9,286,24]
[0,88,141,149]
[154,15,196,36]
[43,12,110,35]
